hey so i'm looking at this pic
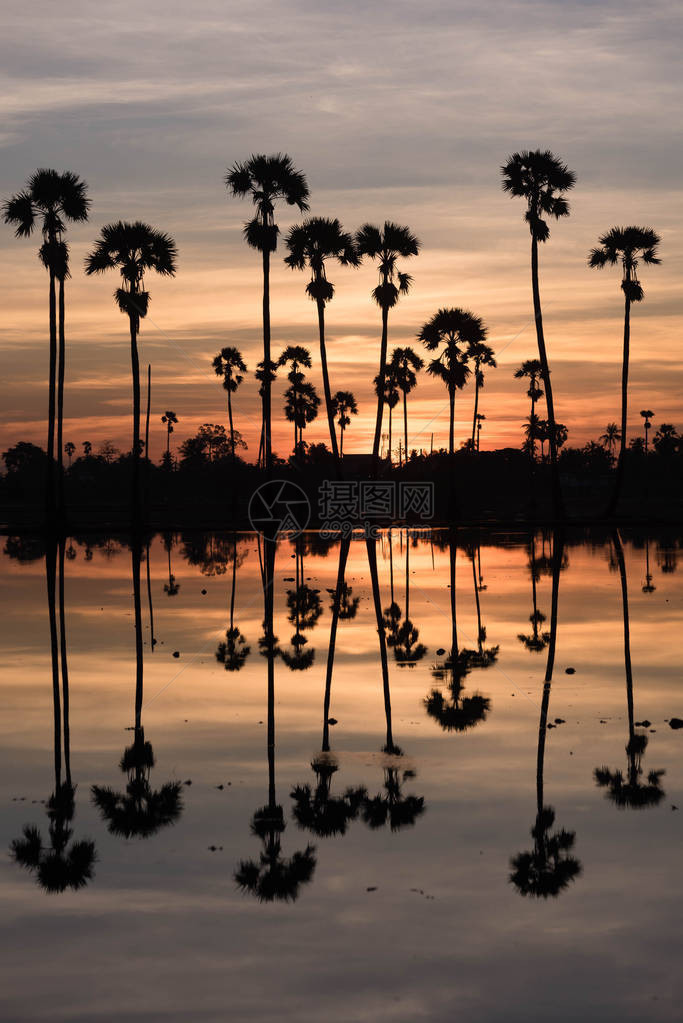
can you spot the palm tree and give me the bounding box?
[212,347,247,463]
[160,410,178,466]
[510,533,582,898]
[418,308,480,455]
[216,536,250,671]
[285,217,359,462]
[82,440,92,458]
[4,169,90,517]
[284,379,320,457]
[254,359,278,468]
[374,368,400,463]
[389,347,423,464]
[475,413,485,451]
[355,222,420,466]
[162,531,180,596]
[64,441,75,467]
[281,539,322,670]
[226,155,309,474]
[588,227,661,515]
[467,339,496,451]
[518,534,550,652]
[599,423,621,460]
[278,345,312,455]
[502,150,575,516]
[514,359,544,450]
[85,222,177,519]
[640,409,654,456]
[92,542,183,837]
[331,390,358,457]
[594,532,665,809]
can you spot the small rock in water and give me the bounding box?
[669,717,683,730]
[554,718,565,724]
[216,784,224,790]
[173,651,180,658]
[436,648,445,656]
[201,589,207,595]
[366,886,377,892]
[184,779,192,786]
[328,717,338,726]
[565,667,576,675]
[547,723,556,729]
[635,719,651,728]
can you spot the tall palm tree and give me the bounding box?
[389,347,423,464]
[278,345,312,455]
[374,368,400,463]
[284,217,359,462]
[594,532,665,808]
[355,222,419,466]
[418,308,481,455]
[475,413,485,451]
[502,150,575,517]
[160,410,178,465]
[85,222,177,520]
[226,155,309,474]
[254,359,278,468]
[212,347,247,463]
[330,390,358,457]
[467,339,496,451]
[284,379,320,456]
[599,422,621,460]
[510,533,581,898]
[4,169,90,517]
[588,226,661,515]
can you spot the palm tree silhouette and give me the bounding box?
[510,533,582,898]
[226,154,309,474]
[160,410,178,467]
[281,539,322,670]
[599,423,621,461]
[212,347,247,462]
[284,379,320,458]
[91,542,183,837]
[64,441,75,467]
[475,413,486,451]
[85,222,177,519]
[235,541,316,902]
[4,169,90,517]
[254,359,278,467]
[11,539,96,892]
[216,536,250,671]
[82,440,92,458]
[331,390,358,457]
[425,532,491,731]
[388,347,423,465]
[374,368,400,464]
[594,532,665,809]
[162,531,180,596]
[355,222,420,467]
[514,358,544,461]
[588,227,661,515]
[419,308,481,455]
[467,339,496,452]
[279,345,312,455]
[640,409,654,456]
[387,533,427,668]
[285,217,360,462]
[518,534,551,652]
[502,150,575,517]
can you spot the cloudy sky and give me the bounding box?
[2,0,682,460]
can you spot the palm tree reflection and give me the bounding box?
[235,541,316,902]
[518,534,551,653]
[11,539,96,892]
[216,535,250,671]
[281,537,322,670]
[594,532,665,809]
[510,534,582,898]
[91,540,182,838]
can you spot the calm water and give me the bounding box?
[1,529,681,1022]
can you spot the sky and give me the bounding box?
[1,0,682,462]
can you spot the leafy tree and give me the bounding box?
[330,390,358,457]
[389,346,423,464]
[419,308,481,454]
[212,347,247,461]
[374,367,400,463]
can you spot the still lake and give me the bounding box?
[1,529,681,1022]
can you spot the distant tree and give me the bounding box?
[588,226,661,514]
[226,154,309,472]
[502,150,575,516]
[255,359,278,468]
[82,440,92,458]
[284,380,320,456]
[653,423,679,457]
[212,347,247,462]
[179,424,239,465]
[467,339,496,451]
[355,222,419,467]
[3,441,46,475]
[599,423,621,460]
[279,346,312,455]
[514,358,544,460]
[98,440,120,464]
[85,221,177,518]
[160,411,178,465]
[285,217,360,462]
[640,409,654,456]
[64,441,75,467]
[330,390,358,457]
[419,308,481,455]
[389,346,423,463]
[374,367,400,463]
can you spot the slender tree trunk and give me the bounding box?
[46,540,61,788]
[471,366,480,452]
[316,297,340,462]
[613,531,634,749]
[129,308,141,525]
[133,541,144,732]
[58,537,71,787]
[47,268,57,522]
[607,292,631,517]
[322,538,350,752]
[403,390,409,464]
[405,537,410,620]
[340,425,344,458]
[366,535,395,753]
[263,541,277,810]
[166,425,171,461]
[544,531,563,684]
[228,388,236,465]
[56,276,66,520]
[449,529,458,658]
[472,548,483,650]
[372,305,389,467]
[229,537,237,632]
[388,405,393,466]
[144,363,151,518]
[449,389,455,456]
[146,540,155,653]
[262,248,272,474]
[531,235,564,518]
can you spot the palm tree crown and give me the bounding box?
[588,226,661,302]
[212,346,247,392]
[355,221,419,309]
[84,220,177,320]
[226,153,310,253]
[284,216,359,301]
[501,149,575,242]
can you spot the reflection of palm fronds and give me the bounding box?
[426,648,491,732]
[594,762,665,809]
[235,804,316,902]
[10,784,96,893]
[510,807,582,898]
[360,767,425,832]
[291,762,367,837]
[216,626,250,671]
